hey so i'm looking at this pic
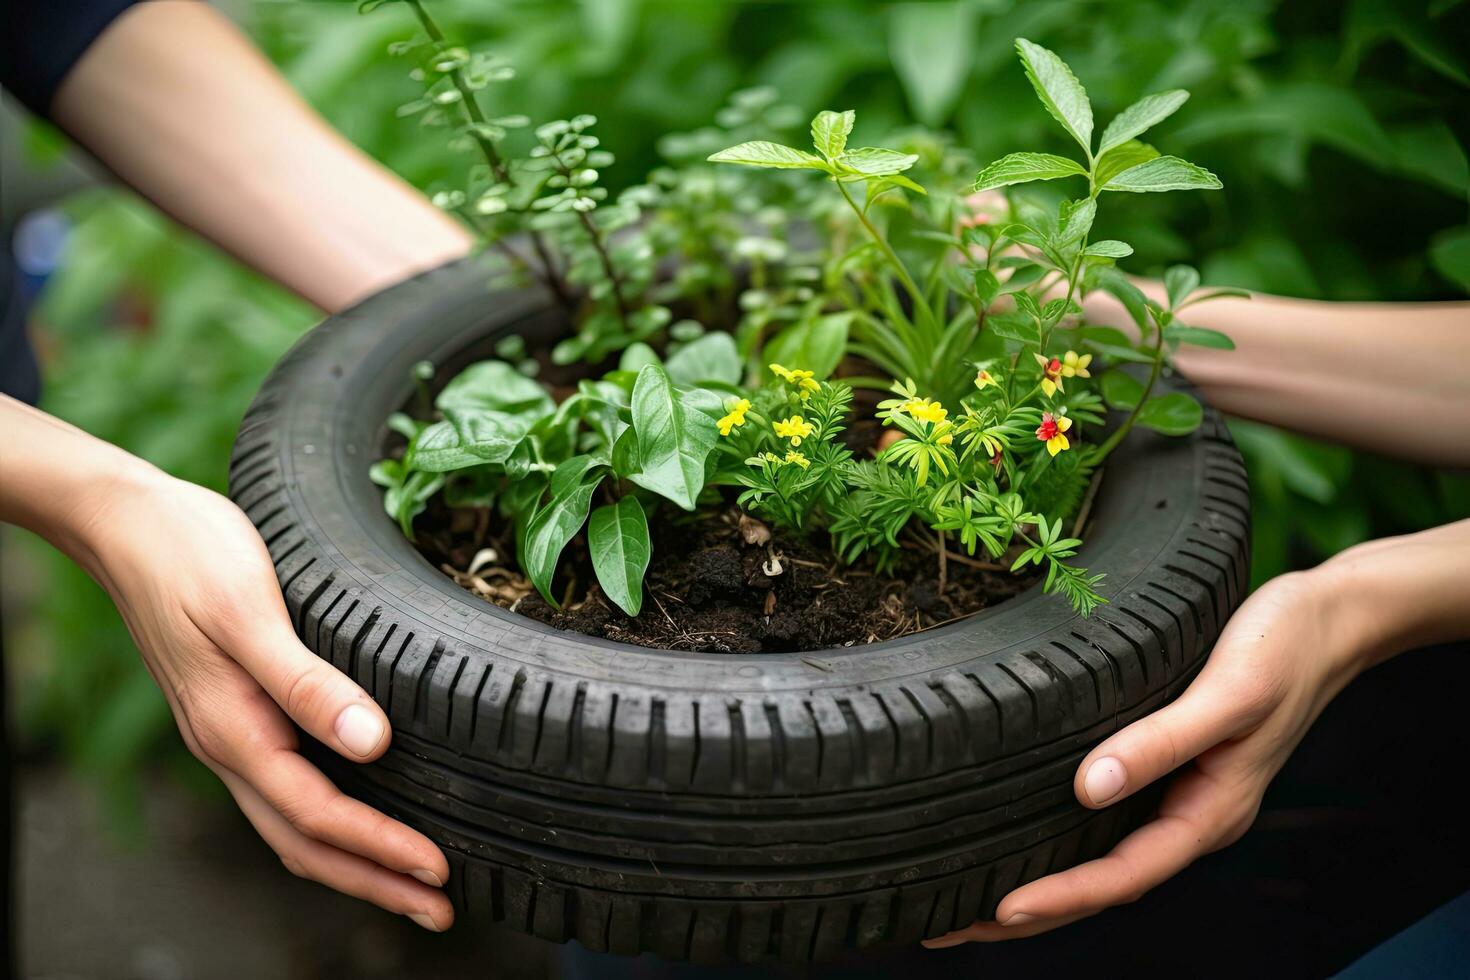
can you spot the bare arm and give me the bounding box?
[50,0,472,313]
[1082,287,1470,467]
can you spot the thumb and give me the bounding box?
[205,588,391,762]
[1074,673,1255,809]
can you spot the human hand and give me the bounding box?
[925,565,1371,945]
[74,465,455,931]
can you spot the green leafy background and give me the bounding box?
[10,0,1469,819]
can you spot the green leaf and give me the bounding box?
[1015,38,1094,155]
[588,497,651,616]
[974,152,1087,191]
[836,146,919,176]
[627,364,719,510]
[763,311,852,380]
[1089,266,1150,329]
[1056,198,1096,244]
[435,360,554,415]
[1166,324,1236,350]
[1097,90,1189,154]
[986,311,1041,344]
[1178,287,1252,308]
[665,332,742,385]
[1085,240,1133,258]
[618,342,661,373]
[522,458,602,607]
[889,2,975,126]
[1081,325,1155,365]
[1137,393,1203,436]
[974,269,1001,305]
[709,141,828,170]
[1099,368,1146,410]
[810,109,855,159]
[1093,140,1160,187]
[1164,265,1201,309]
[1103,156,1222,193]
[1430,226,1470,292]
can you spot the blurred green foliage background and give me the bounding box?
[11,0,1469,817]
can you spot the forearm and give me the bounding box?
[1315,519,1470,674]
[50,1,473,313]
[1082,286,1470,466]
[0,395,162,568]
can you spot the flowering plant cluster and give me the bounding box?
[369,7,1241,620]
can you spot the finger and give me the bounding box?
[1073,666,1262,808]
[992,768,1257,924]
[191,588,392,763]
[218,767,454,931]
[178,660,449,884]
[923,911,1090,947]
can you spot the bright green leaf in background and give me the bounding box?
[890,2,975,126]
[1137,392,1204,435]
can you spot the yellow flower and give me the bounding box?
[784,450,811,469]
[1033,352,1065,397]
[1036,411,1073,457]
[900,398,949,424]
[717,398,750,436]
[759,452,782,465]
[1060,350,1092,379]
[769,362,819,400]
[773,415,815,446]
[937,432,954,446]
[974,369,1000,391]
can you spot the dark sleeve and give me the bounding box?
[1,0,142,118]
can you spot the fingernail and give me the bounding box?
[1083,755,1127,805]
[335,704,386,757]
[411,868,443,887]
[409,912,442,932]
[1000,912,1036,927]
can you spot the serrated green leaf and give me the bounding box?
[588,496,651,616]
[1164,265,1201,308]
[811,109,855,159]
[836,146,919,176]
[1166,324,1236,350]
[1093,140,1160,187]
[1085,240,1133,257]
[1137,392,1203,435]
[1015,38,1094,154]
[708,141,828,170]
[1103,156,1223,193]
[1098,90,1189,155]
[665,332,742,386]
[974,152,1087,191]
[628,365,719,510]
[1057,198,1096,244]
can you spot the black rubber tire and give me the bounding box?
[230,256,1250,965]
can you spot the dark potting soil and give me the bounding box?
[414,500,1033,654]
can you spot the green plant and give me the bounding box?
[377,37,1261,618]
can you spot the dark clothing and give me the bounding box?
[1,0,139,404]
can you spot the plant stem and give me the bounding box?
[1089,329,1165,463]
[834,181,936,333]
[404,0,572,310]
[936,527,948,595]
[577,210,632,322]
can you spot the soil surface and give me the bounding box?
[414,499,1033,654]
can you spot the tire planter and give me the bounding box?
[230,256,1250,965]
